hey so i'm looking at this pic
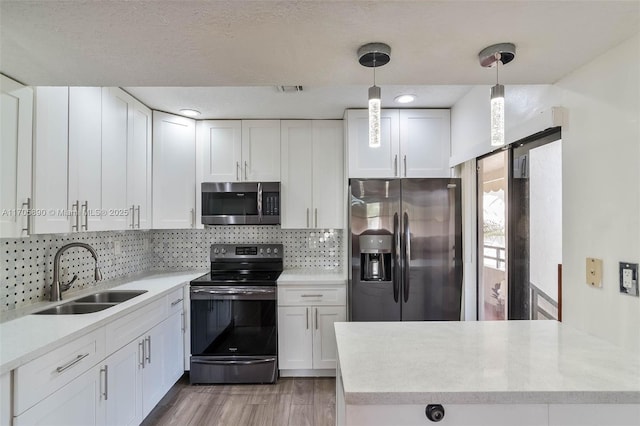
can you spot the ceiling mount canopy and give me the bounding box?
[357,43,391,68]
[478,43,516,68]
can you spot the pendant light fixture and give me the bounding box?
[358,43,391,148]
[479,43,516,147]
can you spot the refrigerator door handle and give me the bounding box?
[403,211,410,303]
[393,212,400,303]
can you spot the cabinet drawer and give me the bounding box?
[13,327,106,416]
[106,298,166,353]
[167,287,185,316]
[278,286,346,306]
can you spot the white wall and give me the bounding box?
[450,33,640,352]
[558,34,640,352]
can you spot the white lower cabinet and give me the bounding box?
[14,364,106,426]
[12,287,187,426]
[548,404,640,426]
[1,372,11,425]
[278,285,346,375]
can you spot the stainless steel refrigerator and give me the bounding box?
[349,178,462,321]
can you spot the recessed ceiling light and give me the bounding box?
[394,94,416,104]
[179,109,201,117]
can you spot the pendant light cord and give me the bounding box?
[495,52,501,85]
[373,54,377,86]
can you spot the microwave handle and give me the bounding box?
[257,182,263,223]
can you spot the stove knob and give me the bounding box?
[266,248,271,254]
[221,248,227,254]
[213,248,219,255]
[260,248,264,254]
[274,247,279,254]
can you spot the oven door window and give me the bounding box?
[202,192,258,216]
[191,298,276,357]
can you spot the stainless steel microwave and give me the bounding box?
[201,182,280,225]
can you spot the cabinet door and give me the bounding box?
[1,372,10,426]
[127,98,153,229]
[312,306,345,370]
[105,339,142,426]
[69,87,104,232]
[549,404,640,426]
[0,75,33,238]
[14,364,106,426]
[198,120,242,182]
[312,120,344,229]
[241,120,281,181]
[163,311,185,389]
[101,87,130,230]
[152,111,196,229]
[141,321,168,417]
[281,120,313,229]
[346,109,399,178]
[400,109,451,178]
[277,306,313,370]
[32,87,70,234]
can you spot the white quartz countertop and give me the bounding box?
[0,270,204,374]
[278,269,346,285]
[335,321,640,405]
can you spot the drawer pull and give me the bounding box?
[301,294,322,298]
[171,298,184,307]
[56,353,90,373]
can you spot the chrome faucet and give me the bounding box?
[51,242,102,301]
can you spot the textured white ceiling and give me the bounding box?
[1,0,638,117]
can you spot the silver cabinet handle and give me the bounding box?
[181,312,185,333]
[315,308,318,330]
[171,298,184,307]
[136,205,141,228]
[301,294,322,298]
[100,365,108,400]
[72,200,80,231]
[190,208,195,228]
[306,208,310,227]
[314,208,318,228]
[21,198,31,235]
[56,353,89,373]
[236,161,240,181]
[81,201,88,230]
[129,205,135,228]
[394,155,398,176]
[306,307,309,330]
[404,155,407,177]
[145,336,151,364]
[139,340,145,368]
[244,161,248,180]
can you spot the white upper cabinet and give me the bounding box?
[0,75,33,238]
[153,111,196,229]
[241,120,281,181]
[281,120,344,229]
[197,120,242,182]
[347,109,399,178]
[127,97,153,229]
[32,87,70,234]
[399,109,451,177]
[102,87,152,230]
[346,109,451,178]
[69,87,105,232]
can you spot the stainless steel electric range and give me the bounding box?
[189,244,283,384]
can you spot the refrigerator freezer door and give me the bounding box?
[400,179,462,321]
[350,179,401,321]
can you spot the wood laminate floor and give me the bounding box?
[142,375,336,426]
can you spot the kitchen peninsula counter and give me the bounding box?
[335,321,640,425]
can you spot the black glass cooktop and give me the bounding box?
[191,271,282,285]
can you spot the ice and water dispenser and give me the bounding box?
[359,235,392,282]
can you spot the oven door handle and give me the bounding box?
[191,288,275,295]
[190,287,276,300]
[192,357,276,366]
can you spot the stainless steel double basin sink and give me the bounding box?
[34,290,148,315]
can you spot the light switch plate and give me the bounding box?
[113,240,122,255]
[586,257,603,288]
[619,262,639,297]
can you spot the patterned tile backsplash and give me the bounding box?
[1,227,343,311]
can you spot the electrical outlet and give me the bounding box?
[619,262,639,297]
[143,238,150,251]
[113,240,122,255]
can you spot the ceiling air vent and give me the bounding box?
[276,85,303,93]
